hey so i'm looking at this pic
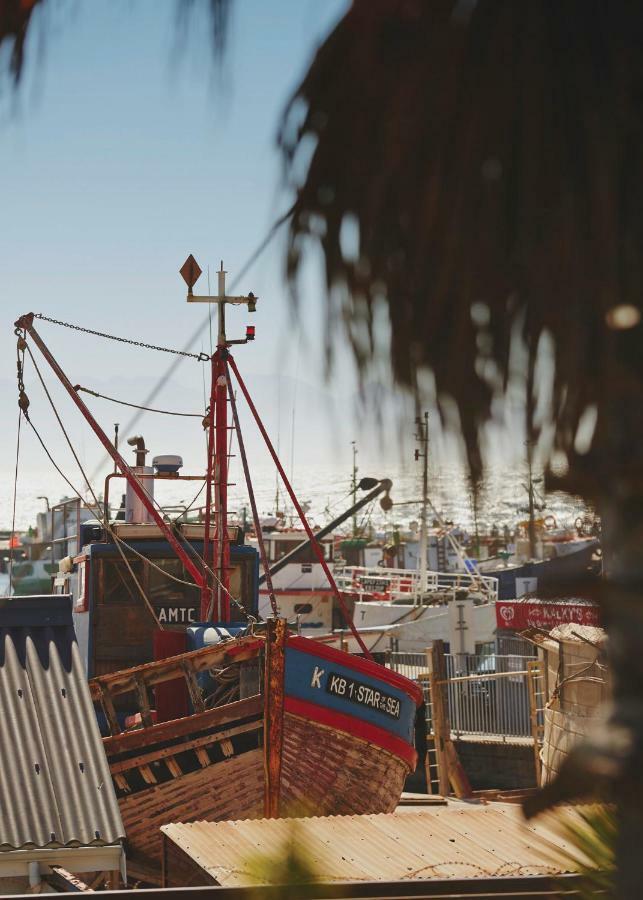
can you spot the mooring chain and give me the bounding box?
[33,313,210,361]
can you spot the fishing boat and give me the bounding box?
[12,258,424,881]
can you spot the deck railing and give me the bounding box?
[334,565,499,603]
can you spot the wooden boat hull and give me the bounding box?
[93,628,423,877]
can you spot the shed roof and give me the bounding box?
[0,595,124,851]
[161,804,581,886]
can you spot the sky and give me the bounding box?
[0,0,554,534]
[0,0,426,518]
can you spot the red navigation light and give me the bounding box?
[246,325,255,341]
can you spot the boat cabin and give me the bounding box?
[53,518,259,679]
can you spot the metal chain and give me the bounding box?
[33,314,210,361]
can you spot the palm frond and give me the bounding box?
[0,0,44,81]
[280,0,643,484]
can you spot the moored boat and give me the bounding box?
[90,623,422,871]
[12,257,424,881]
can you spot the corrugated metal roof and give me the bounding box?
[161,805,582,886]
[0,595,124,851]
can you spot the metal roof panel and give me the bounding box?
[161,805,582,887]
[0,595,124,851]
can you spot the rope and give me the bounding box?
[227,354,374,659]
[33,314,209,361]
[8,408,23,594]
[225,361,278,617]
[23,339,248,621]
[75,385,204,418]
[23,343,163,628]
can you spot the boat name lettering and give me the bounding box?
[360,578,389,592]
[310,666,325,689]
[157,606,198,624]
[326,672,401,719]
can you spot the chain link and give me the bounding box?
[34,314,210,361]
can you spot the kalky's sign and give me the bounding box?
[496,600,600,631]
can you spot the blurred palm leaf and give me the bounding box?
[279,0,643,484]
[550,805,616,898]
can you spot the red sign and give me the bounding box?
[496,600,600,631]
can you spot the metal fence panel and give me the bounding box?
[386,650,534,739]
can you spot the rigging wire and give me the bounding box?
[86,205,293,482]
[23,340,248,618]
[225,362,278,617]
[10,329,30,593]
[22,345,164,627]
[75,386,204,417]
[228,354,374,659]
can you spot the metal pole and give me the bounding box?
[351,440,358,536]
[16,313,206,589]
[417,412,429,598]
[214,351,230,620]
[201,356,217,620]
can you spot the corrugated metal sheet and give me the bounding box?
[0,595,124,850]
[161,805,582,886]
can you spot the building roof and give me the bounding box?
[0,595,124,851]
[161,804,582,886]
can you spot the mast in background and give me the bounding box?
[415,411,429,598]
[351,440,359,536]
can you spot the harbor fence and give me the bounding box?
[385,645,546,794]
[385,650,538,740]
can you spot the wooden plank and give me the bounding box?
[109,719,261,774]
[166,757,182,778]
[264,617,286,818]
[527,658,544,786]
[97,685,121,736]
[426,643,450,797]
[103,694,262,755]
[443,738,471,798]
[139,764,157,785]
[47,866,93,892]
[195,748,210,768]
[182,663,206,713]
[89,635,263,700]
[134,676,153,728]
[427,641,472,798]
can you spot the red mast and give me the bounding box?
[182,257,257,623]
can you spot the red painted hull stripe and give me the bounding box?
[284,696,418,770]
[286,635,425,706]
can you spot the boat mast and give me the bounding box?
[415,412,429,600]
[525,439,537,560]
[182,256,257,622]
[351,440,358,537]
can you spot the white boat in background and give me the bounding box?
[329,564,498,654]
[247,528,335,633]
